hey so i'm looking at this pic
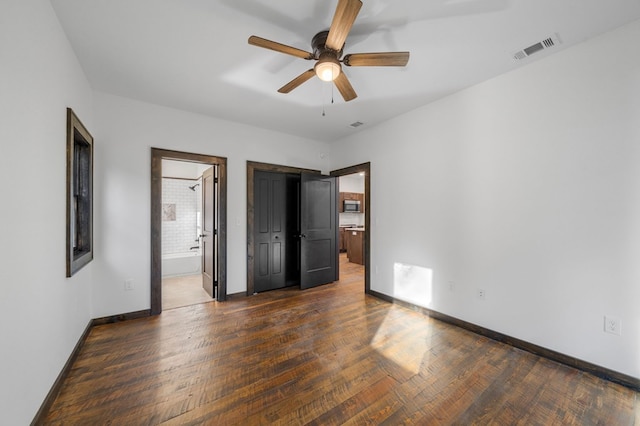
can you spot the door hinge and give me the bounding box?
[214,177,219,184]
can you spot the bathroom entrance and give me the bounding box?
[160,160,216,308]
[150,148,227,315]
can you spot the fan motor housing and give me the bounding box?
[312,30,344,59]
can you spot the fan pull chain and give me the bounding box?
[321,82,333,116]
[331,68,335,104]
[322,81,326,116]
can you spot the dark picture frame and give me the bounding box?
[66,108,94,277]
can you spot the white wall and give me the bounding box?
[0,0,94,423]
[91,92,330,316]
[330,20,640,379]
[339,173,365,193]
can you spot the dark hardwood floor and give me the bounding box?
[41,255,639,425]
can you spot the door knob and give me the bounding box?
[199,234,207,238]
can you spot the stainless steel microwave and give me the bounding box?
[343,200,361,212]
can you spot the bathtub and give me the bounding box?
[162,251,202,277]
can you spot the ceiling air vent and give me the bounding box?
[513,34,561,61]
[349,121,364,128]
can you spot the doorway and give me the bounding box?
[331,163,370,293]
[246,161,370,295]
[151,148,227,315]
[247,161,340,295]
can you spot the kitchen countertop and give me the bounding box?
[345,227,365,231]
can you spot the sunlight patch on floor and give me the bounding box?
[370,309,432,375]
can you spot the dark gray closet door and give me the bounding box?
[254,171,287,292]
[300,173,337,289]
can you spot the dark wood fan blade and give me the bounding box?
[334,72,357,102]
[249,36,313,60]
[343,52,410,67]
[278,69,316,93]
[326,0,362,52]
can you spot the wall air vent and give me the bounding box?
[513,34,561,61]
[349,121,364,128]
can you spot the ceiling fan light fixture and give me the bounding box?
[315,54,341,82]
[248,0,409,101]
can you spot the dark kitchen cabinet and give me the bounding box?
[339,227,347,252]
[346,229,364,265]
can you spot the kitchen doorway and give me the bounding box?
[150,148,227,315]
[331,163,370,293]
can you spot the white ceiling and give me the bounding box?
[51,0,640,142]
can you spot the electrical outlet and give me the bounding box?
[448,281,455,292]
[124,279,134,291]
[477,289,486,300]
[604,316,621,335]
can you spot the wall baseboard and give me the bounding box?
[367,289,640,392]
[31,309,151,425]
[31,320,93,426]
[92,309,151,326]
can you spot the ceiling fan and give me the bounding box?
[248,0,410,102]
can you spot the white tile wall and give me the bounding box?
[339,212,365,227]
[162,178,200,254]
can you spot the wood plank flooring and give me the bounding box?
[41,256,640,425]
